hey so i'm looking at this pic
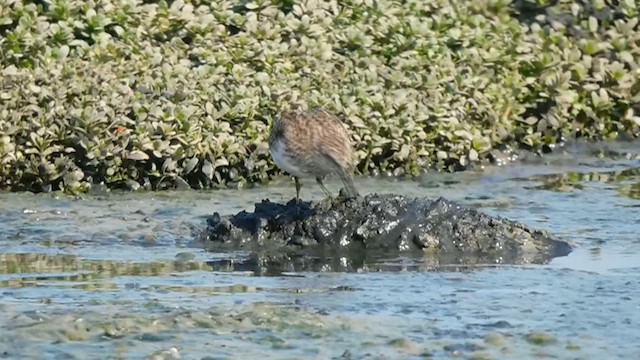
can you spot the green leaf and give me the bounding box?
[469,148,478,161]
[127,150,149,161]
[588,16,598,33]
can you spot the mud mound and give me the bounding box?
[199,194,572,271]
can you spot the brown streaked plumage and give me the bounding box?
[268,107,359,201]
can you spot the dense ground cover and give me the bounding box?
[0,0,638,192]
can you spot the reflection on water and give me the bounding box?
[0,253,214,289]
[0,140,639,359]
[203,251,551,275]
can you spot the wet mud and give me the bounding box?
[200,193,573,269]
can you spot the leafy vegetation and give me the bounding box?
[1,0,638,192]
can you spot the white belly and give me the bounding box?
[270,140,307,178]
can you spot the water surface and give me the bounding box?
[1,141,639,359]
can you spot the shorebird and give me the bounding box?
[268,107,359,201]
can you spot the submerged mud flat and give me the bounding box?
[200,194,573,269]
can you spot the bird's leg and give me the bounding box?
[316,177,333,198]
[294,176,302,218]
[294,176,302,204]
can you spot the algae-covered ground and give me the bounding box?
[1,0,639,192]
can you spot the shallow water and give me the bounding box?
[1,141,639,359]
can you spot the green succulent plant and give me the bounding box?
[0,0,638,193]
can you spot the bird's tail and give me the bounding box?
[337,167,359,199]
[321,151,360,199]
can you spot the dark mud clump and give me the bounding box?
[199,194,573,272]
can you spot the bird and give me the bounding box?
[268,107,359,202]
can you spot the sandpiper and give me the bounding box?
[268,107,359,201]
